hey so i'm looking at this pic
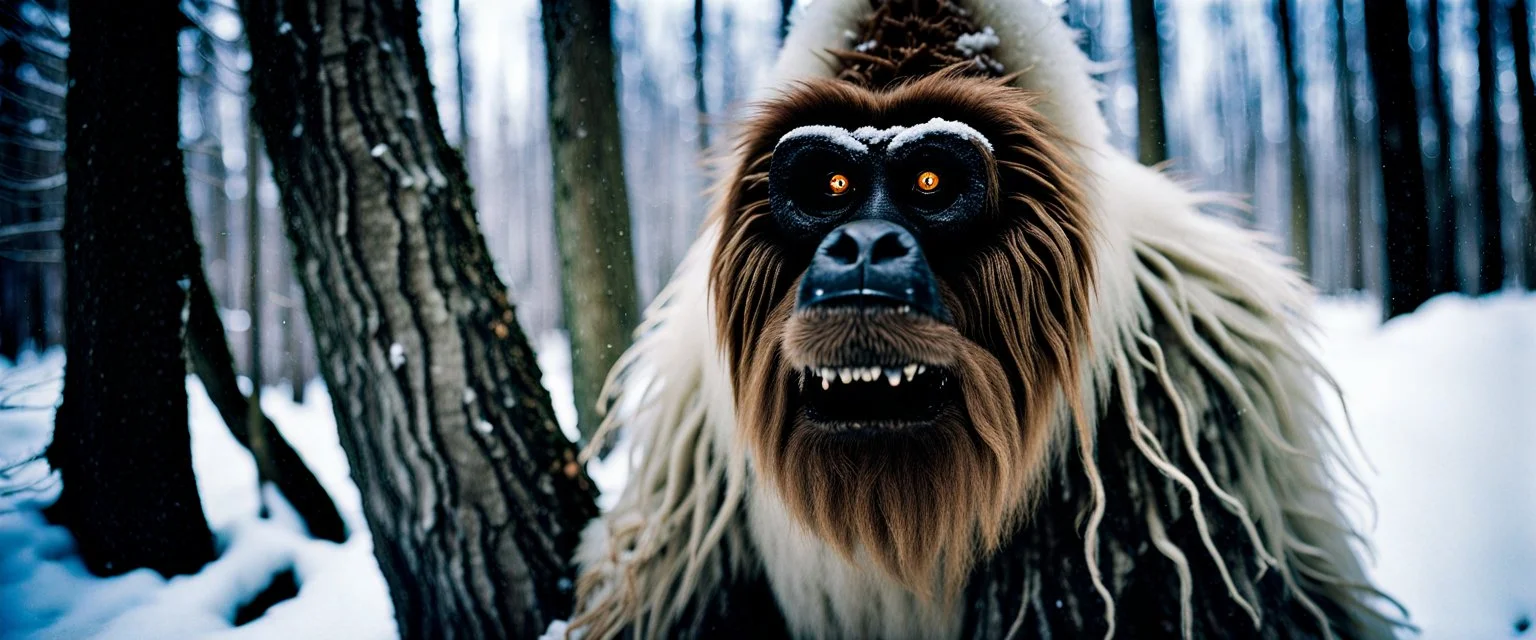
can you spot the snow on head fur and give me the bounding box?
[569,1,1402,638]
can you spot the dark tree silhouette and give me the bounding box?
[1364,0,1434,318]
[1475,0,1506,293]
[243,109,271,492]
[1130,0,1168,166]
[541,0,641,444]
[0,0,65,360]
[1335,0,1365,291]
[781,0,794,41]
[239,0,599,634]
[1277,0,1314,278]
[695,0,710,150]
[1425,0,1461,293]
[455,0,471,148]
[46,0,214,578]
[1512,0,1536,286]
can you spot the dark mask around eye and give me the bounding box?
[770,129,991,254]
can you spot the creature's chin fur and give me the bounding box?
[759,308,1041,598]
[569,1,1401,639]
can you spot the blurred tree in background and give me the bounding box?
[540,0,640,445]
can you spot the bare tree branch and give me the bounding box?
[0,174,66,192]
[0,134,65,152]
[0,220,64,244]
[0,249,62,263]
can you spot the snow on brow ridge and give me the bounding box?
[888,118,994,153]
[777,125,868,154]
[852,125,905,145]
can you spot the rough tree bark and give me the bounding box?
[1335,0,1365,291]
[239,0,599,635]
[1364,0,1434,319]
[1426,0,1460,294]
[1130,0,1168,167]
[1512,0,1536,286]
[1475,0,1506,293]
[46,0,215,578]
[1277,0,1313,279]
[541,0,641,444]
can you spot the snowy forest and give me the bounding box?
[0,0,1533,638]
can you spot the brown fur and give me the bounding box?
[709,73,1096,597]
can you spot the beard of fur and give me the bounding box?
[744,308,1057,599]
[711,74,1096,600]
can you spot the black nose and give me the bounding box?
[796,220,946,318]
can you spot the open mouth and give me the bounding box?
[794,362,958,430]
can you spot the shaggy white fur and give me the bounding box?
[572,1,1386,638]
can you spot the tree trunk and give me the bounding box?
[1476,0,1506,293]
[781,0,794,42]
[695,0,710,150]
[285,278,308,403]
[1364,0,1434,319]
[191,2,232,297]
[1426,0,1460,294]
[1276,0,1313,279]
[0,2,66,360]
[454,0,471,149]
[46,0,215,578]
[541,0,641,444]
[239,0,600,635]
[185,263,347,543]
[1335,0,1365,291]
[1512,0,1536,287]
[245,106,271,490]
[1130,0,1168,166]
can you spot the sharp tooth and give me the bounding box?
[820,368,834,381]
[838,368,853,384]
[886,368,901,386]
[903,364,918,381]
[867,367,880,381]
[917,364,927,375]
[822,378,831,390]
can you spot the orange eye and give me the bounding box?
[916,171,941,192]
[828,173,850,195]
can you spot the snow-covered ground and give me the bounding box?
[1312,294,1536,638]
[0,295,1532,638]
